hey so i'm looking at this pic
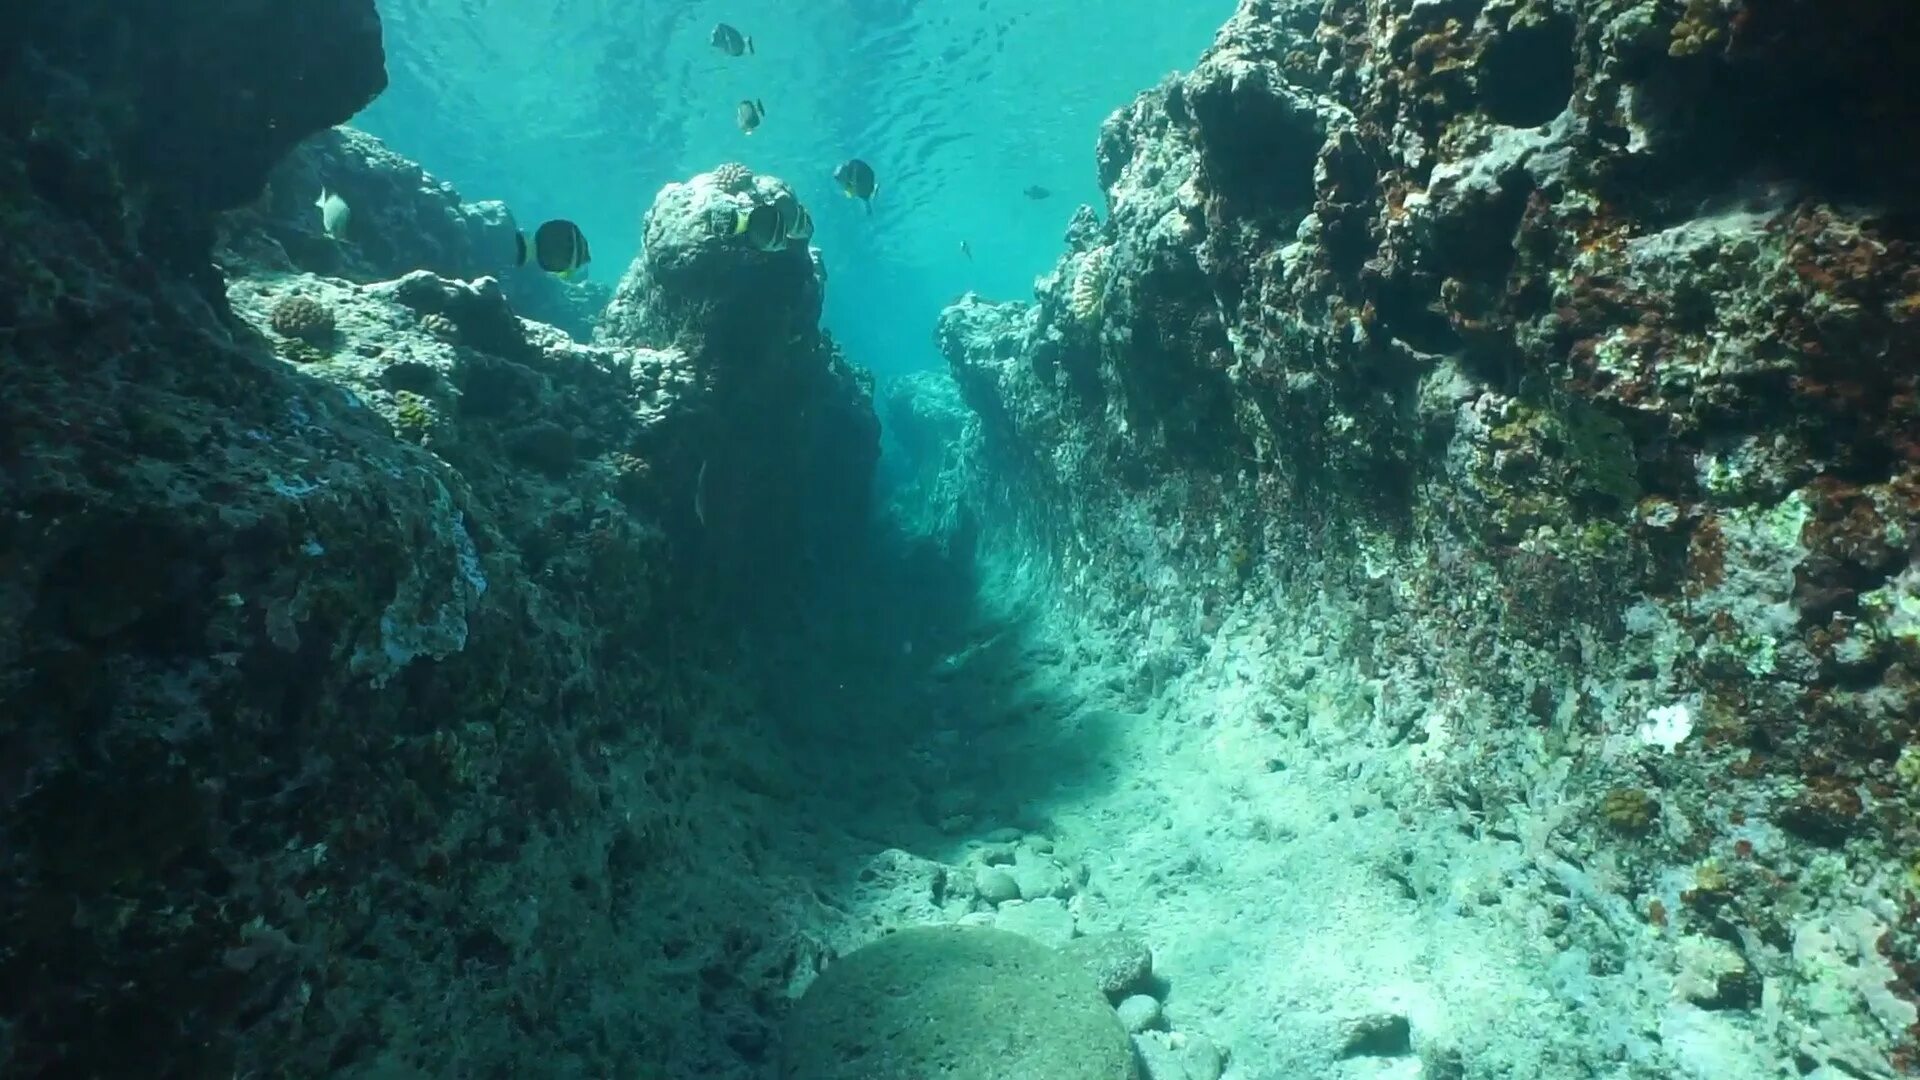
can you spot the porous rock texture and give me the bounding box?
[218,125,608,343]
[927,0,1920,1076]
[0,6,880,1078]
[601,166,878,608]
[601,165,824,354]
[8,0,384,289]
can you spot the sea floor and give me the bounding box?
[754,553,1779,1080]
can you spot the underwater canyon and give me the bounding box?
[3,1,1920,1078]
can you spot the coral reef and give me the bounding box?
[600,165,823,352]
[220,127,511,282]
[923,0,1920,1075]
[418,311,459,342]
[7,0,384,290]
[599,166,875,608]
[0,7,878,1077]
[219,125,608,342]
[10,0,1920,1076]
[268,294,337,342]
[711,161,755,193]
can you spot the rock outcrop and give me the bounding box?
[779,926,1138,1080]
[601,165,879,609]
[8,0,385,294]
[931,0,1920,1075]
[1,9,878,1079]
[222,128,517,284]
[13,0,1920,1075]
[219,126,608,343]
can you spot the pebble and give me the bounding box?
[1058,932,1154,999]
[1181,1034,1225,1080]
[1011,846,1070,899]
[1116,993,1163,1033]
[974,841,1017,866]
[974,866,1021,905]
[994,897,1076,947]
[1337,1011,1411,1057]
[1133,1030,1225,1080]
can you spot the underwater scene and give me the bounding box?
[3,1,1919,1078]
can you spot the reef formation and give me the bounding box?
[1,3,875,1075]
[920,0,1920,1075]
[5,0,1920,1078]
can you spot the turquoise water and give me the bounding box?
[357,0,1231,374]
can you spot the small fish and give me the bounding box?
[960,240,972,261]
[710,23,753,57]
[1022,185,1051,200]
[315,187,351,239]
[515,219,591,280]
[736,98,765,135]
[733,203,787,252]
[833,158,877,215]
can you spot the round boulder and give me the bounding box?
[779,925,1138,1080]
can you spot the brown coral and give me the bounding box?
[1600,787,1658,833]
[268,295,335,343]
[1669,0,1732,58]
[608,452,654,504]
[712,162,753,193]
[420,312,459,343]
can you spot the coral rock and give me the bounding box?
[711,161,754,193]
[267,294,336,342]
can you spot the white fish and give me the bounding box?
[315,187,351,239]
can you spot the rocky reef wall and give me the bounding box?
[932,0,1920,1074]
[598,165,880,612]
[1,5,876,1076]
[9,0,384,289]
[218,126,609,342]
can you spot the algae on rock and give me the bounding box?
[914,0,1920,1075]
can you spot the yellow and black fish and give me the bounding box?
[733,203,787,252]
[772,191,813,244]
[736,99,765,135]
[710,23,753,56]
[515,219,591,280]
[785,203,814,243]
[833,158,877,215]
